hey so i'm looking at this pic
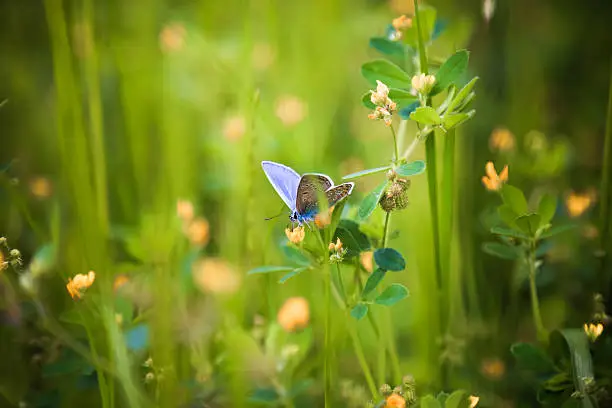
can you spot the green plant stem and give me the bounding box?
[600,60,612,291]
[324,264,332,407]
[382,211,391,248]
[413,0,429,75]
[528,242,547,342]
[390,124,400,162]
[348,318,379,399]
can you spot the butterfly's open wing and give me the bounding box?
[325,183,355,207]
[295,174,333,215]
[261,161,301,210]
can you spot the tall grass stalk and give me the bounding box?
[600,61,612,291]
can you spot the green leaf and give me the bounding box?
[395,160,426,177]
[420,395,442,408]
[510,342,556,374]
[281,245,311,267]
[343,165,391,180]
[498,204,519,229]
[369,37,406,57]
[334,220,371,257]
[361,92,376,110]
[389,88,418,108]
[358,181,388,220]
[444,390,470,408]
[361,60,411,89]
[374,283,409,306]
[278,267,309,284]
[551,329,596,408]
[350,303,368,320]
[482,242,522,260]
[446,77,479,114]
[490,226,529,240]
[501,185,528,215]
[431,50,469,95]
[361,268,386,297]
[374,248,406,271]
[249,388,279,404]
[442,111,474,130]
[540,223,577,239]
[516,213,542,236]
[410,106,441,125]
[247,266,296,275]
[538,193,557,226]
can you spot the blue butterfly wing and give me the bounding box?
[261,161,301,210]
[296,174,333,215]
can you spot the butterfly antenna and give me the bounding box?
[264,205,286,221]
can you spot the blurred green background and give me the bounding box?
[1,0,612,407]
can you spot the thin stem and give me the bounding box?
[382,211,391,248]
[413,0,428,74]
[348,318,379,399]
[528,242,547,342]
[600,60,612,290]
[324,263,332,407]
[390,124,400,162]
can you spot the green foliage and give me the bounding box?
[395,160,426,177]
[361,60,411,89]
[374,283,409,306]
[350,303,368,320]
[410,106,442,125]
[362,268,386,297]
[373,247,406,271]
[431,50,469,95]
[358,181,388,220]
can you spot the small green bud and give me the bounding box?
[379,383,392,396]
[379,179,410,212]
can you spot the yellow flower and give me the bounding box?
[481,161,508,191]
[368,81,397,125]
[489,127,515,152]
[285,226,305,244]
[385,393,406,408]
[113,274,129,292]
[480,357,505,380]
[192,258,241,295]
[314,206,335,229]
[566,191,594,218]
[360,251,374,273]
[411,73,436,95]
[469,395,480,407]
[223,115,246,142]
[368,106,394,126]
[584,323,604,342]
[29,177,52,199]
[176,199,195,223]
[278,297,310,332]
[392,15,412,30]
[186,217,210,247]
[275,95,307,127]
[328,238,343,252]
[159,22,186,53]
[66,270,96,299]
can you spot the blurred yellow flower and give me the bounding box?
[565,191,595,218]
[360,251,374,273]
[159,22,186,53]
[489,127,515,152]
[278,297,310,332]
[66,270,96,299]
[480,357,505,380]
[275,95,307,127]
[29,177,52,199]
[113,274,129,292]
[187,217,210,247]
[469,395,480,407]
[314,206,334,229]
[481,161,508,191]
[392,15,412,30]
[411,73,436,95]
[223,115,247,142]
[285,226,305,244]
[584,323,604,342]
[385,393,406,408]
[328,238,343,252]
[192,258,241,295]
[176,199,195,223]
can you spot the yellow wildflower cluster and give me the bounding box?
[584,323,604,342]
[565,190,595,218]
[368,80,397,126]
[489,127,515,152]
[481,161,508,191]
[177,199,210,247]
[277,297,310,332]
[285,226,305,244]
[411,73,436,95]
[390,15,412,41]
[66,271,96,300]
[385,393,406,408]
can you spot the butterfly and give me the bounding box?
[261,161,355,225]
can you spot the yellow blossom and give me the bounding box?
[392,15,412,30]
[328,238,343,252]
[368,106,394,126]
[223,115,246,142]
[285,226,305,244]
[385,393,406,408]
[66,270,96,299]
[277,297,310,332]
[481,161,508,191]
[469,395,480,407]
[192,258,241,295]
[113,274,129,292]
[480,358,505,380]
[566,191,595,218]
[176,199,195,223]
[411,73,436,94]
[275,95,307,127]
[29,177,52,199]
[584,323,604,342]
[187,217,210,247]
[489,127,515,152]
[360,251,374,273]
[159,22,186,53]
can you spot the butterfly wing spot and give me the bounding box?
[296,175,333,215]
[325,182,355,207]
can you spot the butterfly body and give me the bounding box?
[261,161,354,225]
